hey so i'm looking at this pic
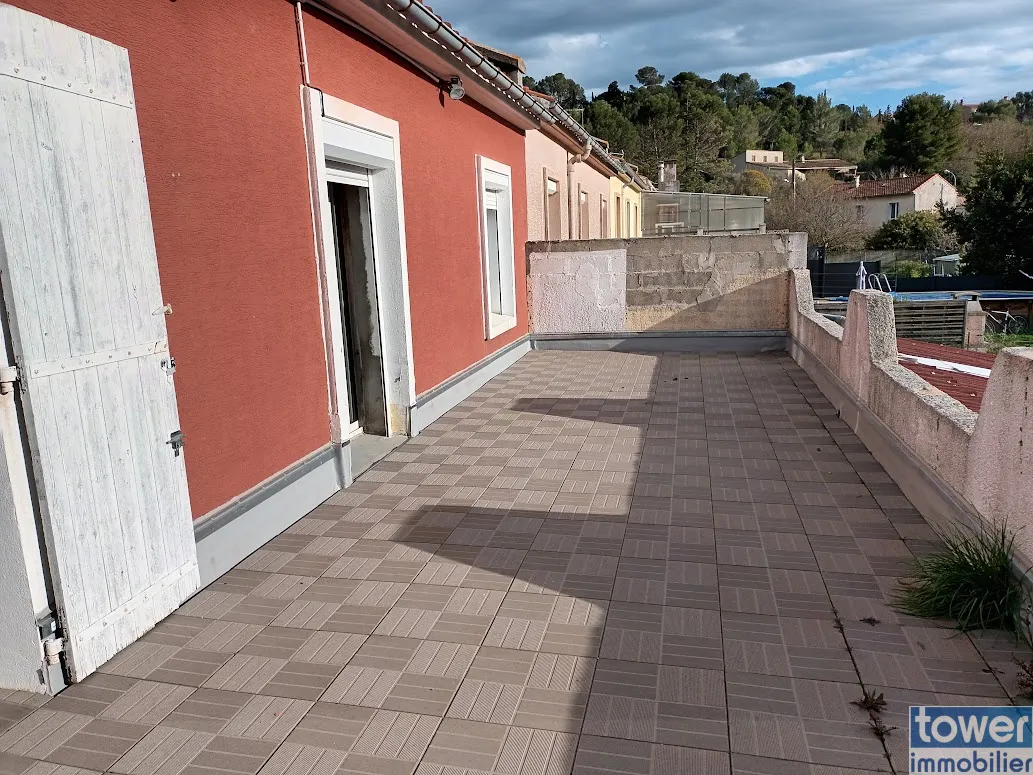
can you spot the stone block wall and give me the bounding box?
[526,233,807,334]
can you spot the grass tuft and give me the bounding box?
[852,688,888,713]
[894,523,1025,633]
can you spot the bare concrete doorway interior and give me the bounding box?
[326,164,388,439]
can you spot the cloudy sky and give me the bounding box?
[428,0,1032,109]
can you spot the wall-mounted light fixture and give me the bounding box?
[447,76,465,101]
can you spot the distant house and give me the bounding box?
[840,173,962,230]
[732,150,858,182]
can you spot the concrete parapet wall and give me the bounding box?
[527,233,807,334]
[788,268,1033,566]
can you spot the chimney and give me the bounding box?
[660,159,678,192]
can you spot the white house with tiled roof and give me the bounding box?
[840,173,962,229]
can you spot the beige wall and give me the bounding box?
[527,233,806,334]
[853,175,961,230]
[608,177,642,238]
[525,130,611,242]
[915,175,961,213]
[854,194,917,230]
[732,150,783,174]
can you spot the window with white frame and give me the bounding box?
[478,156,517,339]
[889,201,900,220]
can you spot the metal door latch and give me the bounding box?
[161,356,176,375]
[167,430,185,456]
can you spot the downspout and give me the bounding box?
[567,142,591,240]
[294,1,312,87]
[382,0,555,125]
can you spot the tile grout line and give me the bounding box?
[773,354,899,775]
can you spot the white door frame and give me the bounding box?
[301,87,415,440]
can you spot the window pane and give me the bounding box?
[486,207,503,315]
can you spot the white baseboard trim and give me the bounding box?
[193,444,348,586]
[409,337,531,435]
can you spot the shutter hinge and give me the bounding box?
[0,365,19,395]
[167,430,185,456]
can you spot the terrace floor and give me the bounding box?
[1,351,1029,775]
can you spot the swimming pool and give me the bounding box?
[826,290,1033,302]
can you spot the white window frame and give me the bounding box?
[477,156,517,339]
[889,201,900,220]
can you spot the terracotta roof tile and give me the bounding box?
[897,338,997,369]
[896,338,995,411]
[840,174,936,198]
[900,362,987,411]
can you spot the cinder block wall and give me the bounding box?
[526,233,807,334]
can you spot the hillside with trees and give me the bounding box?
[524,67,1033,194]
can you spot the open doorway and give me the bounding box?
[326,166,387,437]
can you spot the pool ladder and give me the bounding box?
[866,273,892,293]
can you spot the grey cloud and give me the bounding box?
[429,0,1031,100]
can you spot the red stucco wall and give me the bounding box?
[302,9,530,395]
[9,0,331,518]
[8,0,531,519]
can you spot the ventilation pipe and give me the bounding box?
[381,0,555,124]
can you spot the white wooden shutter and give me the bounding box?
[0,5,199,680]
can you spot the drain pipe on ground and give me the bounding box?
[567,142,591,240]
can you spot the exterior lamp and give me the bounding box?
[447,76,465,101]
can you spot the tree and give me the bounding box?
[892,259,932,278]
[597,81,627,111]
[669,71,715,99]
[632,91,683,179]
[939,150,1033,279]
[680,88,731,190]
[586,100,640,159]
[634,66,665,89]
[805,91,839,157]
[532,73,587,111]
[879,93,963,173]
[866,211,948,251]
[716,72,759,110]
[727,105,760,157]
[766,173,870,251]
[1015,91,1033,123]
[972,99,1017,123]
[942,119,1033,185]
[737,170,772,196]
[774,129,798,157]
